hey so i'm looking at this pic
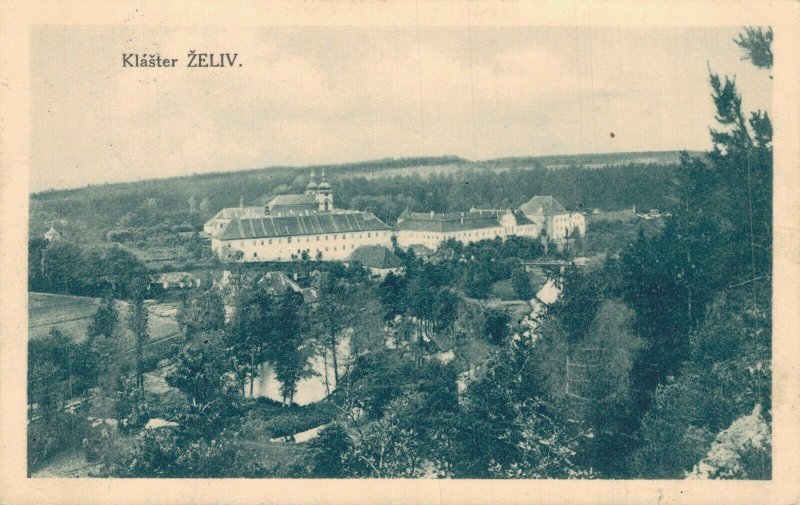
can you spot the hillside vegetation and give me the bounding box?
[30,151,685,246]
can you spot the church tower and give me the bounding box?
[305,169,319,195]
[316,168,333,212]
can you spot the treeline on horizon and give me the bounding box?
[337,163,677,223]
[30,156,681,243]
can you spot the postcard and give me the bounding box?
[1,1,798,504]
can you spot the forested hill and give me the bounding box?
[30,151,692,243]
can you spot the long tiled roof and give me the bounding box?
[396,212,501,233]
[396,209,529,233]
[218,211,390,240]
[210,206,265,220]
[469,208,536,225]
[268,194,317,207]
[349,245,402,269]
[519,195,568,215]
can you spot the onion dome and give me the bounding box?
[306,170,319,191]
[317,168,331,191]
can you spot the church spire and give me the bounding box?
[305,168,319,194]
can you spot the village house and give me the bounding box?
[43,226,62,242]
[151,272,204,290]
[347,245,403,278]
[256,271,318,304]
[408,243,434,261]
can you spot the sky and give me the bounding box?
[30,25,772,192]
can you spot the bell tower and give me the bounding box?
[316,168,334,212]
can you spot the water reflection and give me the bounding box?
[248,337,351,406]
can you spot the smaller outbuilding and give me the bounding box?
[408,243,434,261]
[348,245,403,279]
[44,226,62,242]
[257,271,303,297]
[153,272,203,290]
[256,271,319,304]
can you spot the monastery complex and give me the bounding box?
[206,170,585,263]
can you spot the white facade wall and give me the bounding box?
[547,212,586,240]
[395,226,503,251]
[570,213,586,237]
[214,229,393,262]
[395,222,540,252]
[515,224,541,239]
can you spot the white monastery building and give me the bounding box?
[394,209,540,251]
[209,170,392,262]
[519,195,586,241]
[208,170,586,262]
[203,206,264,236]
[394,196,584,253]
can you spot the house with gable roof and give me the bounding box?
[347,245,403,278]
[519,195,586,241]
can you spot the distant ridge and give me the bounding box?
[483,150,705,168]
[31,151,696,197]
[31,155,468,197]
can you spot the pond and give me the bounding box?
[247,336,351,406]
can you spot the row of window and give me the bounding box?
[252,244,357,258]
[401,229,502,241]
[400,226,541,241]
[237,231,387,248]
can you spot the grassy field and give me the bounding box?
[587,210,638,223]
[584,211,666,256]
[490,267,549,302]
[28,293,102,341]
[29,293,181,343]
[508,150,699,168]
[337,151,691,181]
[338,163,473,180]
[490,279,517,301]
